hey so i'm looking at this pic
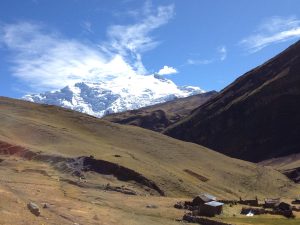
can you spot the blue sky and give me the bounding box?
[1,0,300,98]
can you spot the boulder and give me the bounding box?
[27,202,40,216]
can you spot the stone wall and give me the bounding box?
[183,214,233,225]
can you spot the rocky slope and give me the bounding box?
[23,74,203,117]
[104,91,217,132]
[165,40,300,162]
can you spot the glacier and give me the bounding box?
[23,74,204,117]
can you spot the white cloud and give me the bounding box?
[102,4,174,74]
[240,16,300,53]
[0,3,174,92]
[157,65,178,75]
[1,22,135,91]
[218,45,227,61]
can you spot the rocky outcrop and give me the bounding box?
[0,141,164,196]
[79,156,164,196]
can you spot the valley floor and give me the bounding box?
[0,155,299,225]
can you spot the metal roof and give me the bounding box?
[265,198,280,203]
[205,201,224,207]
[197,193,217,201]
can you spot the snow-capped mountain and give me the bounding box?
[23,74,204,117]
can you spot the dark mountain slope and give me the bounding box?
[104,91,217,132]
[164,40,300,162]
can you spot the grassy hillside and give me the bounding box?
[0,96,298,199]
[260,154,300,171]
[260,154,300,183]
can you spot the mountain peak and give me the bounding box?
[23,74,204,117]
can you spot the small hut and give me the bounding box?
[198,201,224,217]
[264,198,280,208]
[192,193,217,206]
[239,196,259,206]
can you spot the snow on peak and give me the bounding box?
[23,74,204,117]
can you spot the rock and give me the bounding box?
[43,203,49,209]
[27,202,40,216]
[105,185,137,195]
[174,202,184,209]
[182,213,195,223]
[146,204,158,209]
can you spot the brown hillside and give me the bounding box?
[0,96,297,199]
[104,91,217,132]
[165,40,300,162]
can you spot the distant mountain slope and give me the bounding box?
[165,40,300,162]
[104,91,217,132]
[260,153,300,183]
[23,74,203,117]
[0,96,298,198]
[260,153,300,171]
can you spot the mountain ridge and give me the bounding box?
[164,40,300,162]
[104,91,217,132]
[23,74,203,117]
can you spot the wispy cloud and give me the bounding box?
[186,59,214,65]
[157,65,178,75]
[81,21,93,33]
[218,45,227,61]
[186,45,227,66]
[240,16,300,53]
[102,3,174,74]
[0,3,174,92]
[0,22,135,91]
